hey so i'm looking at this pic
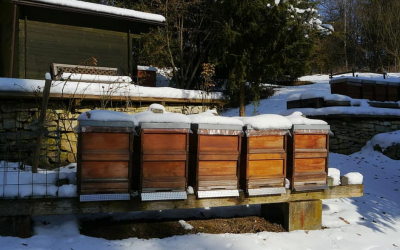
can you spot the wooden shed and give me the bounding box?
[0,0,165,79]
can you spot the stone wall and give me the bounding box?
[0,98,211,167]
[310,115,400,155]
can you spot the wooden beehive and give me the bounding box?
[361,79,375,100]
[346,79,362,99]
[329,78,348,95]
[240,127,288,196]
[136,66,157,87]
[77,121,134,201]
[387,82,400,102]
[375,81,388,102]
[189,124,242,198]
[287,124,330,191]
[138,123,190,200]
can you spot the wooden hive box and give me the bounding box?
[138,122,190,201]
[287,124,330,191]
[329,78,348,96]
[77,120,135,202]
[136,66,157,87]
[361,79,375,101]
[240,126,289,196]
[375,81,388,102]
[189,124,243,198]
[346,78,362,99]
[387,82,400,102]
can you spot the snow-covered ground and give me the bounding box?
[1,73,400,250]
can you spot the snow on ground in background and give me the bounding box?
[370,130,400,150]
[221,73,400,117]
[1,74,400,250]
[285,111,328,125]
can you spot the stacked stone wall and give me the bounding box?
[0,99,210,167]
[314,116,400,155]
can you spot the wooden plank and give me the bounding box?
[81,133,130,151]
[81,182,128,191]
[142,154,187,161]
[295,150,328,159]
[198,154,239,161]
[142,179,186,189]
[0,185,364,216]
[198,161,237,176]
[142,133,187,151]
[199,135,239,152]
[249,135,284,150]
[295,158,326,173]
[248,178,284,188]
[248,152,286,160]
[248,160,284,178]
[81,161,129,179]
[294,135,327,149]
[142,161,186,177]
[82,152,130,161]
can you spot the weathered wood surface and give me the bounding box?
[0,185,363,216]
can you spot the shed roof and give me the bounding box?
[13,0,165,25]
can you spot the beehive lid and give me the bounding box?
[77,110,136,128]
[188,110,243,131]
[361,79,376,85]
[285,111,328,126]
[376,80,388,85]
[134,103,191,129]
[238,114,292,131]
[329,77,349,84]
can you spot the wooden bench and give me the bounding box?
[0,183,363,237]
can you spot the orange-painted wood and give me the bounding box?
[139,128,189,192]
[240,132,287,194]
[78,129,133,196]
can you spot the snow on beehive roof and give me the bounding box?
[77,109,137,124]
[133,104,191,124]
[188,110,243,126]
[27,0,165,23]
[285,111,327,125]
[238,114,292,130]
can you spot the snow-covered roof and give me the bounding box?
[0,77,223,101]
[17,0,165,24]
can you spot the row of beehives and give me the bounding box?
[329,77,400,101]
[76,105,330,202]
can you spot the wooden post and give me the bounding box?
[0,216,31,238]
[261,200,322,231]
[32,74,52,173]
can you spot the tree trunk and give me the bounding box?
[239,81,245,116]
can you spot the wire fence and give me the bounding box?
[0,128,77,199]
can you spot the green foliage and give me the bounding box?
[213,0,320,115]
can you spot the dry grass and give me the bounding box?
[80,216,286,240]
